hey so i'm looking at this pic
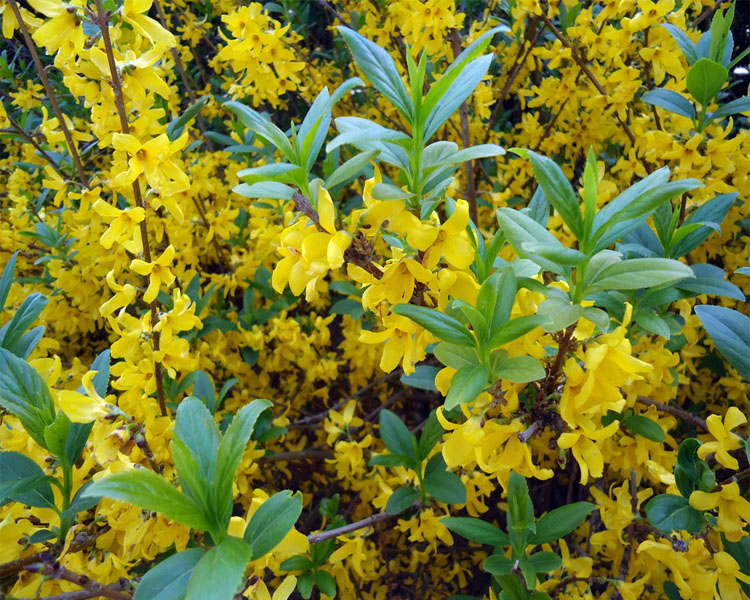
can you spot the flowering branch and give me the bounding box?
[636,396,708,432]
[307,505,418,544]
[24,559,132,600]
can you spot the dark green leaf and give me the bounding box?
[83,469,212,531]
[674,438,703,498]
[167,97,208,140]
[379,409,418,462]
[645,494,704,534]
[488,315,549,349]
[134,548,206,600]
[0,451,55,509]
[585,258,694,294]
[369,453,411,467]
[527,151,583,241]
[0,348,57,449]
[280,556,313,571]
[530,502,595,545]
[624,414,666,442]
[214,399,271,524]
[0,251,18,310]
[492,355,546,383]
[401,365,440,392]
[1,293,48,352]
[423,454,466,505]
[642,89,695,119]
[441,517,510,546]
[444,364,489,410]
[482,553,514,576]
[528,551,562,573]
[244,490,303,559]
[507,471,535,537]
[315,569,336,597]
[433,342,478,370]
[418,410,443,460]
[386,486,419,515]
[391,304,476,347]
[694,305,750,380]
[185,537,252,600]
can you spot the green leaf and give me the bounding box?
[636,313,672,339]
[710,96,750,121]
[642,89,696,119]
[670,193,735,257]
[225,101,295,161]
[585,258,694,294]
[645,494,704,534]
[424,54,493,142]
[444,364,489,410]
[371,182,411,201]
[134,548,206,600]
[418,410,443,460]
[674,438,704,498]
[244,490,303,560]
[83,469,212,531]
[337,27,413,122]
[440,517,510,547]
[44,412,71,463]
[369,454,411,468]
[186,537,252,600]
[661,24,699,65]
[379,409,418,462]
[497,208,569,275]
[528,551,562,573]
[0,451,55,509]
[238,163,301,185]
[483,553,514,577]
[536,298,583,333]
[529,502,596,545]
[232,182,295,201]
[174,397,219,506]
[325,149,379,189]
[60,481,101,519]
[386,486,419,515]
[492,355,545,383]
[280,556,313,571]
[167,97,208,140]
[423,454,466,505]
[0,251,18,310]
[0,348,57,449]
[694,305,750,380]
[315,570,337,597]
[521,242,587,266]
[433,342,479,370]
[214,399,271,524]
[1,293,48,353]
[488,315,549,349]
[507,471,535,539]
[686,58,728,106]
[391,304,476,347]
[476,270,516,338]
[527,151,584,241]
[623,414,666,443]
[401,365,440,392]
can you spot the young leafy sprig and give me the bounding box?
[332,25,507,217]
[442,471,595,600]
[370,409,466,514]
[82,397,304,600]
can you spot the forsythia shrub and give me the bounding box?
[0,0,748,598]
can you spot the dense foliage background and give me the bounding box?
[0,0,749,599]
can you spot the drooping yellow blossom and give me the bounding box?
[58,371,112,423]
[690,482,750,542]
[697,406,747,470]
[130,244,177,303]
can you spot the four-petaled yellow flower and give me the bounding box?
[690,482,750,542]
[130,244,177,303]
[697,406,747,470]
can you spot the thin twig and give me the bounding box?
[307,506,416,544]
[313,0,352,28]
[24,561,131,600]
[635,397,708,432]
[259,448,334,462]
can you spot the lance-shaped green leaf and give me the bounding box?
[167,97,208,140]
[444,364,489,410]
[225,101,296,161]
[433,342,479,370]
[0,250,18,310]
[642,89,696,119]
[1,293,48,352]
[379,409,418,463]
[0,451,55,509]
[214,399,272,523]
[233,182,295,201]
[0,348,56,449]
[661,24,699,65]
[244,490,303,560]
[83,469,213,532]
[441,516,510,546]
[423,453,466,505]
[695,305,750,380]
[391,304,476,347]
[709,96,750,122]
[186,537,252,600]
[476,269,516,340]
[337,27,413,122]
[488,315,549,349]
[134,548,206,600]
[496,208,569,274]
[325,149,379,189]
[525,150,584,241]
[492,355,545,383]
[646,494,704,534]
[530,502,596,545]
[584,258,694,294]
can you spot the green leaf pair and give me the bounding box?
[371,409,466,513]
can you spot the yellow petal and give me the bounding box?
[317,188,336,233]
